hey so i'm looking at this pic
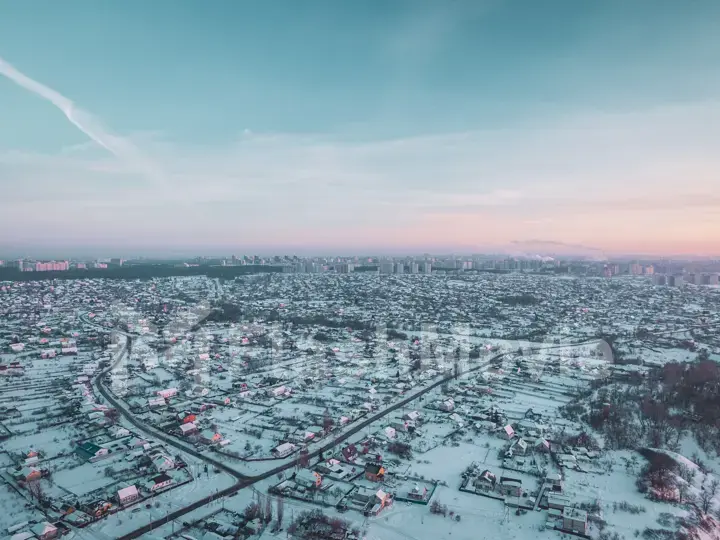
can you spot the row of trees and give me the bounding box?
[243,491,284,531]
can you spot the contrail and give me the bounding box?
[0,55,164,183]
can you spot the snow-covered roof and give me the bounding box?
[30,522,57,537]
[180,422,197,433]
[118,485,139,499]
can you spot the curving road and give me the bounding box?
[81,312,594,539]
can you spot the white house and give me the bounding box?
[148,397,166,408]
[272,442,296,458]
[151,453,175,472]
[512,438,528,455]
[117,485,139,505]
[439,398,455,412]
[180,422,198,436]
[384,426,397,439]
[30,522,57,540]
[157,388,178,399]
[403,411,420,422]
[535,437,551,452]
[147,473,173,491]
[267,385,289,398]
[111,426,130,438]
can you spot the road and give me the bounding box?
[114,361,488,540]
[83,313,250,482]
[81,312,594,539]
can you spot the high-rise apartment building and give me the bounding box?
[34,261,69,272]
[379,262,394,274]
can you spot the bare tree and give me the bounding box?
[678,482,691,505]
[27,479,43,501]
[265,496,273,524]
[276,496,284,527]
[699,478,719,514]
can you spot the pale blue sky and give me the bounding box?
[1,1,719,256]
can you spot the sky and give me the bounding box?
[1,0,719,258]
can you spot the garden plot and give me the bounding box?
[410,422,459,454]
[0,484,46,533]
[2,426,75,457]
[213,425,281,458]
[270,399,329,421]
[53,453,130,497]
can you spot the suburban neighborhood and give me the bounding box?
[1,270,719,540]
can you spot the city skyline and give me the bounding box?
[1,1,720,256]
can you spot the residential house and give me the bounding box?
[306,425,325,438]
[562,507,588,534]
[295,469,322,489]
[474,470,497,493]
[151,453,175,472]
[267,385,289,398]
[157,388,177,399]
[535,437,551,453]
[503,425,515,439]
[117,485,139,505]
[30,522,58,540]
[179,412,197,424]
[508,438,528,456]
[384,426,397,440]
[200,430,222,444]
[352,487,374,506]
[439,398,455,412]
[497,476,522,498]
[110,426,130,438]
[190,385,209,397]
[341,444,358,462]
[368,489,391,516]
[407,484,429,501]
[75,442,110,462]
[13,467,41,483]
[179,422,198,436]
[147,473,173,491]
[365,463,385,482]
[403,410,421,423]
[546,472,563,492]
[272,442,296,458]
[547,494,572,511]
[148,397,166,408]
